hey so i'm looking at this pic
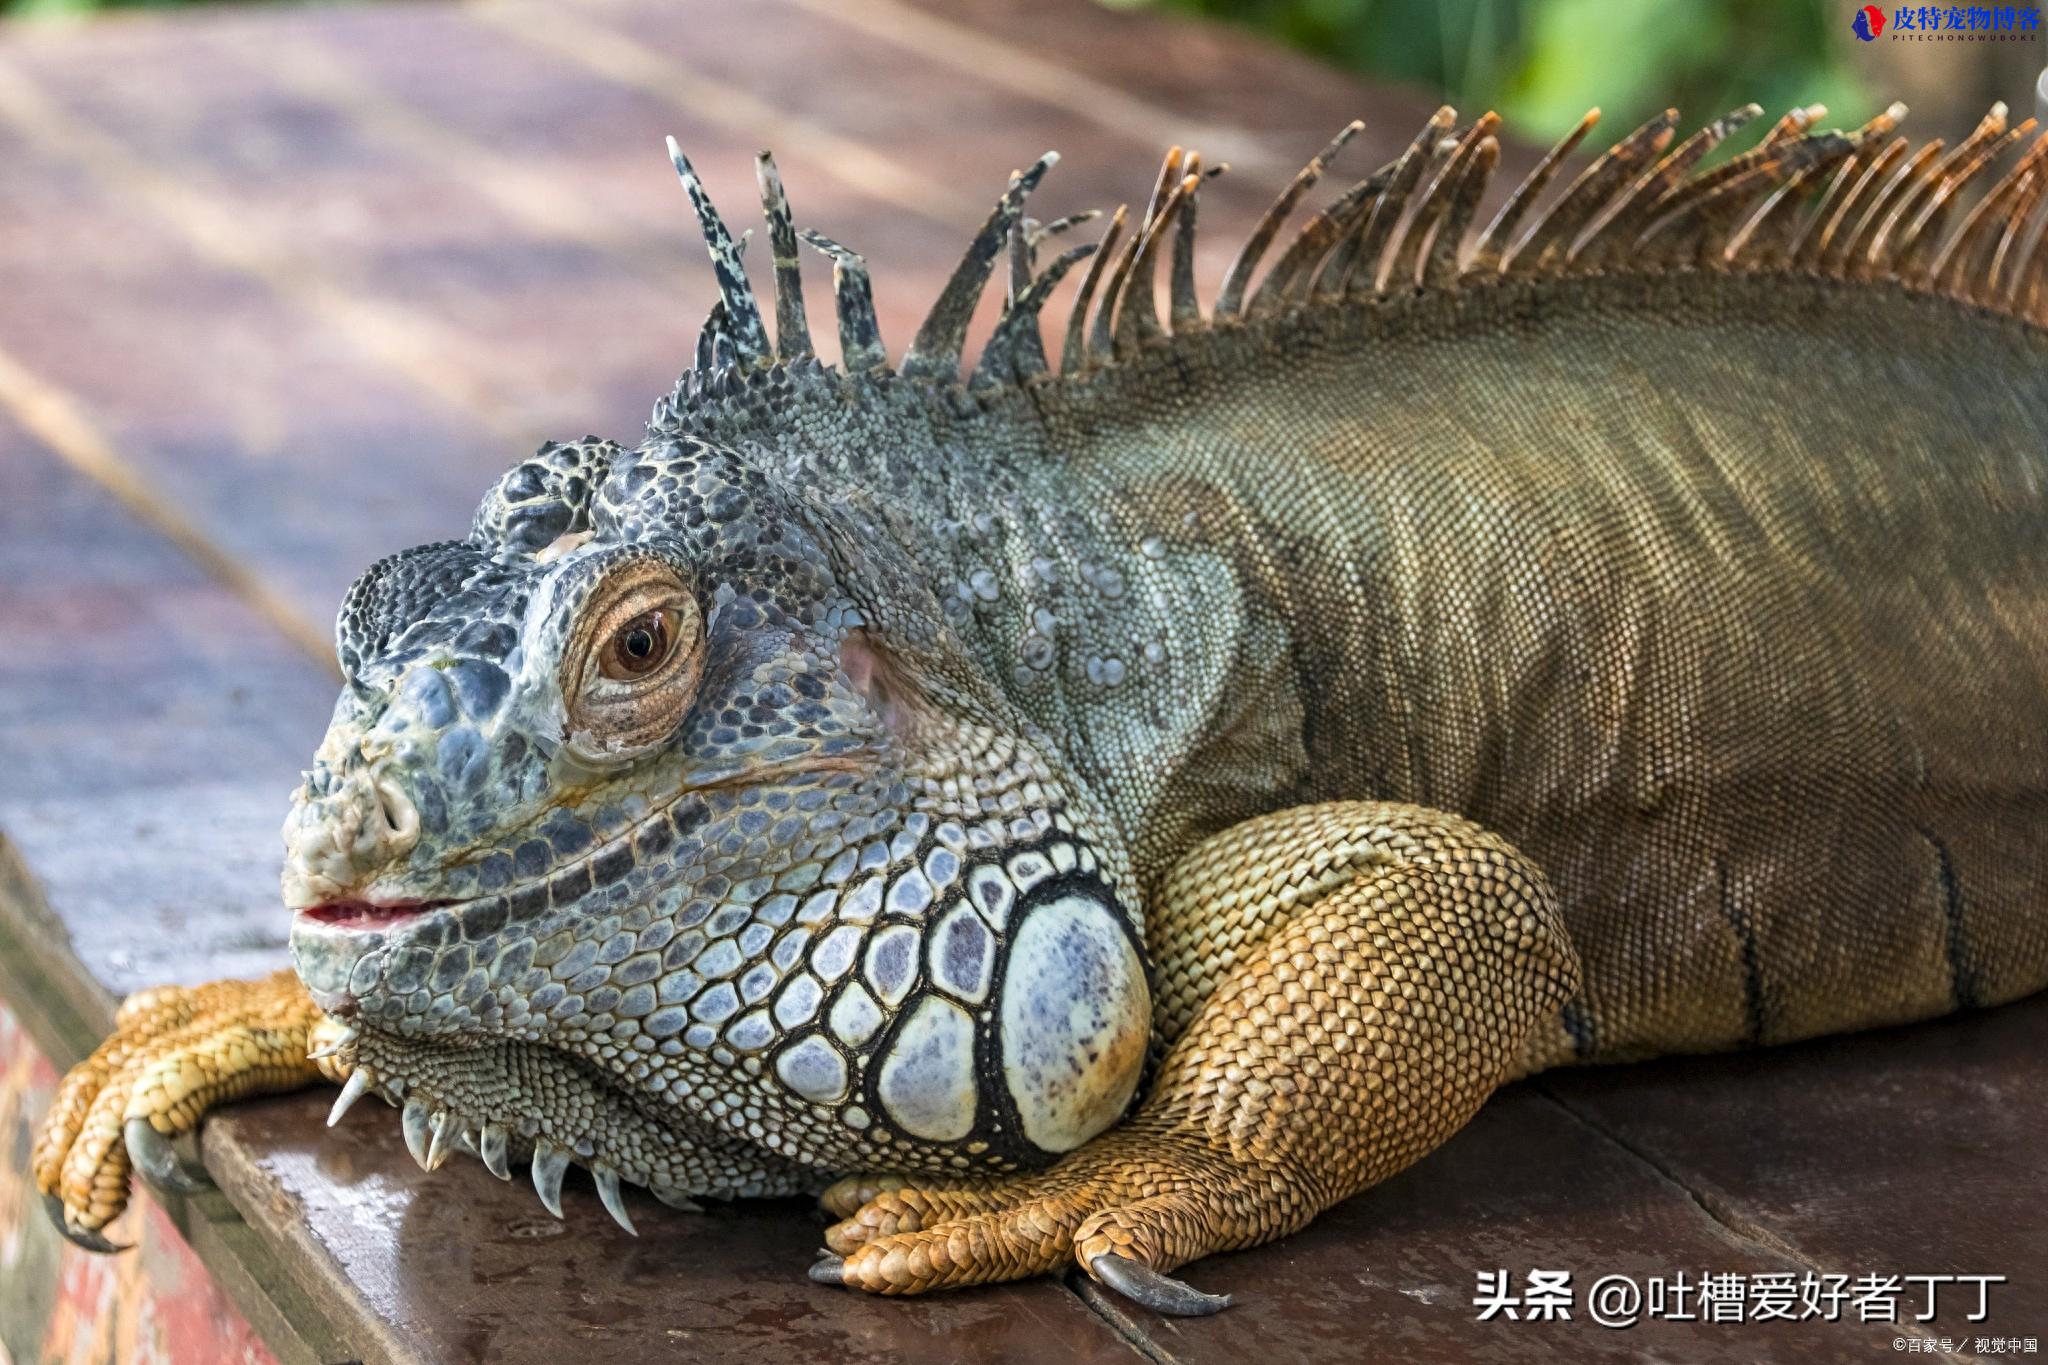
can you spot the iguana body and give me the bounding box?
[34,100,2048,1314]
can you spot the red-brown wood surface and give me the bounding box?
[0,2,2041,1362]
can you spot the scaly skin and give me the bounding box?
[812,803,1574,1296]
[34,102,2048,1312]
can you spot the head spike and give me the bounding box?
[1925,130,2048,289]
[1115,172,1201,352]
[1800,135,1908,269]
[1170,165,1219,330]
[695,299,733,374]
[1106,148,1189,347]
[1006,212,1099,374]
[1323,107,1455,298]
[1845,107,1990,275]
[1637,120,1854,260]
[971,240,1099,390]
[1030,210,1104,247]
[1375,114,1500,293]
[754,152,812,361]
[1421,134,1500,288]
[1783,107,1903,267]
[1890,114,2033,275]
[1216,119,1363,317]
[1720,162,1827,269]
[666,137,770,366]
[1469,108,1599,273]
[1504,109,1678,275]
[1986,164,2048,301]
[1841,138,1947,277]
[1642,131,1855,268]
[1061,204,1127,375]
[1008,218,1035,305]
[693,229,750,375]
[1571,104,1762,268]
[797,229,886,372]
[1249,166,1390,314]
[901,152,1059,383]
[1763,104,1828,147]
[1088,221,1146,364]
[1090,153,1186,363]
[1999,177,2048,315]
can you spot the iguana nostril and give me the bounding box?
[373,775,420,855]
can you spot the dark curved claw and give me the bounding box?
[41,1193,130,1254]
[124,1117,212,1196]
[651,1186,705,1213]
[808,1252,845,1285]
[1089,1252,1234,1316]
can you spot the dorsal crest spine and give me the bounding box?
[651,99,2047,429]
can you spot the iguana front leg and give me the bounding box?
[31,970,341,1248]
[813,801,1580,1311]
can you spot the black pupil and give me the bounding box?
[625,627,656,659]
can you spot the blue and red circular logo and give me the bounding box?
[1852,5,1887,39]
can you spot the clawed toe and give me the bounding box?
[1088,1252,1233,1316]
[809,1252,846,1285]
[124,1118,213,1196]
[41,1193,130,1255]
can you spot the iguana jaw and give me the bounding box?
[333,1018,815,1219]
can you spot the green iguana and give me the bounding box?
[32,98,2048,1317]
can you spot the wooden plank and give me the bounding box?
[0,0,1479,642]
[1541,997,2048,1339]
[0,433,364,1365]
[202,1094,1146,1365]
[1068,1082,1928,1364]
[196,4,969,352]
[0,109,502,634]
[552,0,1194,220]
[885,0,1486,175]
[0,426,333,993]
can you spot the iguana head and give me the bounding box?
[280,148,1153,1210]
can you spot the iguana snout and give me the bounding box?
[280,747,422,912]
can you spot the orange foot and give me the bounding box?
[32,969,339,1250]
[809,1118,1290,1315]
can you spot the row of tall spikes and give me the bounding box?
[663,97,2048,394]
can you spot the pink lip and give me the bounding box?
[296,899,456,932]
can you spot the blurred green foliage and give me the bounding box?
[1101,0,1871,142]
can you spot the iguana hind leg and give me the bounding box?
[32,968,339,1249]
[814,801,1580,1310]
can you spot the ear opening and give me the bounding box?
[839,627,922,741]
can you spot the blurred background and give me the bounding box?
[3,0,2041,145]
[1105,0,2044,145]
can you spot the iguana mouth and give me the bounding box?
[297,898,461,932]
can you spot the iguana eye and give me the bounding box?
[561,561,704,757]
[603,609,678,679]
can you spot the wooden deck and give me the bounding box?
[0,1,2042,1361]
